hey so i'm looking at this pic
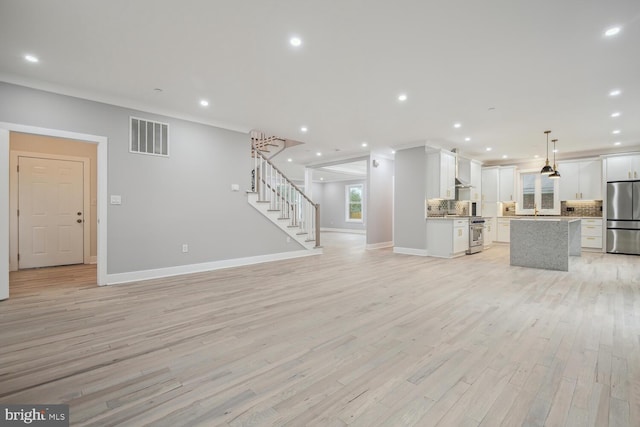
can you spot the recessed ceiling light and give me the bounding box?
[199,100,209,107]
[464,137,471,142]
[300,126,308,133]
[320,177,324,181]
[391,150,396,154]
[611,112,621,118]
[534,155,540,159]
[398,93,407,102]
[316,152,322,156]
[614,142,621,146]
[153,88,163,93]
[609,89,621,97]
[361,142,368,147]
[604,26,621,37]
[290,37,302,47]
[287,158,293,162]
[502,155,508,159]
[24,54,39,63]
[553,149,558,153]
[612,130,621,134]
[453,123,462,128]
[486,147,492,151]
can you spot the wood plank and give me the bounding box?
[1,235,639,425]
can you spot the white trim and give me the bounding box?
[321,227,366,234]
[106,249,321,285]
[345,183,364,223]
[0,130,9,300]
[0,73,251,135]
[89,256,98,264]
[0,122,108,288]
[10,151,92,270]
[366,241,393,250]
[393,247,428,256]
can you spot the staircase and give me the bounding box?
[248,131,321,250]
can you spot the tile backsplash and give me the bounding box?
[501,200,602,217]
[501,202,517,216]
[427,200,474,216]
[560,200,603,217]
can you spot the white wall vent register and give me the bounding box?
[130,116,169,156]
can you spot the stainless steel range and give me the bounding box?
[467,217,485,254]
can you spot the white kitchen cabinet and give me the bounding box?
[457,158,482,210]
[470,160,482,202]
[581,218,603,249]
[606,154,640,182]
[558,159,602,200]
[481,166,499,203]
[496,218,511,242]
[426,149,456,200]
[499,166,517,202]
[426,218,469,258]
[484,217,495,248]
[453,219,469,254]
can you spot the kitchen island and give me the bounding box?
[510,218,581,271]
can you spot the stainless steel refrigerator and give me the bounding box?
[607,181,640,254]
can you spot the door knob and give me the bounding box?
[77,212,82,216]
[77,219,83,223]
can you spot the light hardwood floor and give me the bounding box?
[1,234,639,426]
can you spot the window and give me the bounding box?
[516,169,560,215]
[346,184,363,222]
[130,116,169,156]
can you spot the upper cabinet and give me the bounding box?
[426,149,456,199]
[606,154,640,182]
[481,167,499,203]
[469,160,482,202]
[457,157,482,202]
[558,159,602,200]
[499,166,517,202]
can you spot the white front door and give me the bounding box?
[18,156,84,268]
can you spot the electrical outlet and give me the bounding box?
[182,244,188,253]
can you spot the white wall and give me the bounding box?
[0,82,301,279]
[317,179,366,231]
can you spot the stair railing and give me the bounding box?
[252,141,320,248]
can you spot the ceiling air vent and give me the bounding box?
[130,116,169,156]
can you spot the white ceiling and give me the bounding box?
[1,0,639,178]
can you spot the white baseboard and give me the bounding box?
[105,249,322,285]
[366,241,393,250]
[321,227,366,235]
[393,247,428,256]
[88,256,98,264]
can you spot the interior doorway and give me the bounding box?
[0,123,108,300]
[10,133,97,272]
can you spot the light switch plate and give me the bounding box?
[110,195,122,205]
[231,184,240,192]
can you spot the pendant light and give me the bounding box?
[548,139,561,179]
[540,130,554,175]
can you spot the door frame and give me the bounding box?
[0,123,108,299]
[10,152,92,270]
